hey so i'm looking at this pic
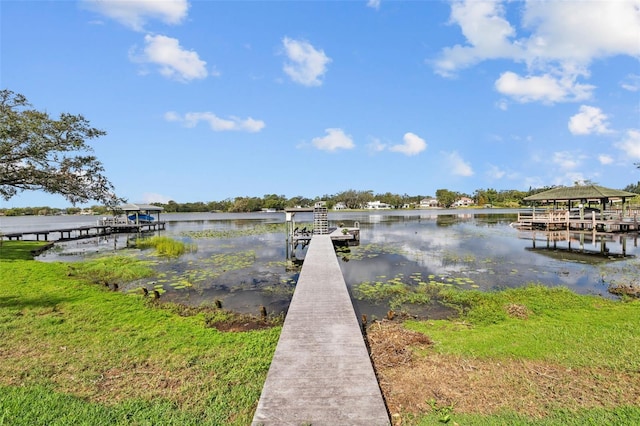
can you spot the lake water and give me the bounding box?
[2,210,639,319]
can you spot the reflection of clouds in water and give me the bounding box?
[33,211,640,302]
[341,256,407,285]
[343,217,635,296]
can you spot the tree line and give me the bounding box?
[7,185,632,216]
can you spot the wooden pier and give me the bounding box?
[252,235,390,425]
[1,220,165,242]
[1,203,167,242]
[285,204,360,263]
[515,209,639,233]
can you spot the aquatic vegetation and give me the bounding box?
[265,260,288,269]
[261,283,296,297]
[153,282,166,295]
[71,255,156,285]
[182,223,286,239]
[134,236,196,257]
[210,250,256,269]
[148,250,259,290]
[339,243,406,261]
[169,279,194,290]
[354,278,410,301]
[353,272,478,311]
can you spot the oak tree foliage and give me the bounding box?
[0,89,121,206]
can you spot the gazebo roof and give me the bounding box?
[523,185,636,202]
[118,203,164,212]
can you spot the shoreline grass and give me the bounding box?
[0,243,279,425]
[371,284,640,425]
[132,236,196,257]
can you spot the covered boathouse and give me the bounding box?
[516,184,639,232]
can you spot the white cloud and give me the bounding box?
[495,71,594,104]
[282,37,331,86]
[435,1,640,104]
[367,0,381,10]
[130,34,209,82]
[82,0,189,31]
[523,176,545,190]
[367,138,387,153]
[615,129,640,159]
[444,151,474,176]
[621,74,640,92]
[486,164,506,179]
[495,99,509,111]
[165,111,265,132]
[562,172,587,186]
[434,0,520,77]
[143,35,206,81]
[521,1,640,63]
[552,151,582,170]
[598,154,614,165]
[164,111,180,122]
[142,192,173,204]
[388,132,427,156]
[312,128,355,152]
[568,105,612,135]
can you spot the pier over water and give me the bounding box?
[252,234,390,425]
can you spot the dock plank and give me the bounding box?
[252,235,390,426]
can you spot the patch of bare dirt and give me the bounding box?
[154,301,281,332]
[206,315,275,332]
[366,320,433,368]
[366,321,640,424]
[608,283,640,298]
[505,303,531,319]
[93,366,187,404]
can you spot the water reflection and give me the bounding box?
[522,229,637,261]
[28,210,640,319]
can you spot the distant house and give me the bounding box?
[420,197,439,208]
[333,202,347,210]
[365,201,392,210]
[453,197,474,207]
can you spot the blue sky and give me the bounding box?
[2,0,639,208]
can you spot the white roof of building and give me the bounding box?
[118,203,164,212]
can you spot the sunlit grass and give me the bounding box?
[406,284,640,370]
[0,244,279,425]
[411,406,640,426]
[0,240,51,260]
[133,236,196,257]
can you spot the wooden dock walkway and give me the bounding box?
[515,210,639,232]
[252,234,390,426]
[1,221,165,241]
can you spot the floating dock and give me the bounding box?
[252,234,390,425]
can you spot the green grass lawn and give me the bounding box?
[0,243,280,425]
[0,240,52,260]
[400,285,640,425]
[407,285,640,370]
